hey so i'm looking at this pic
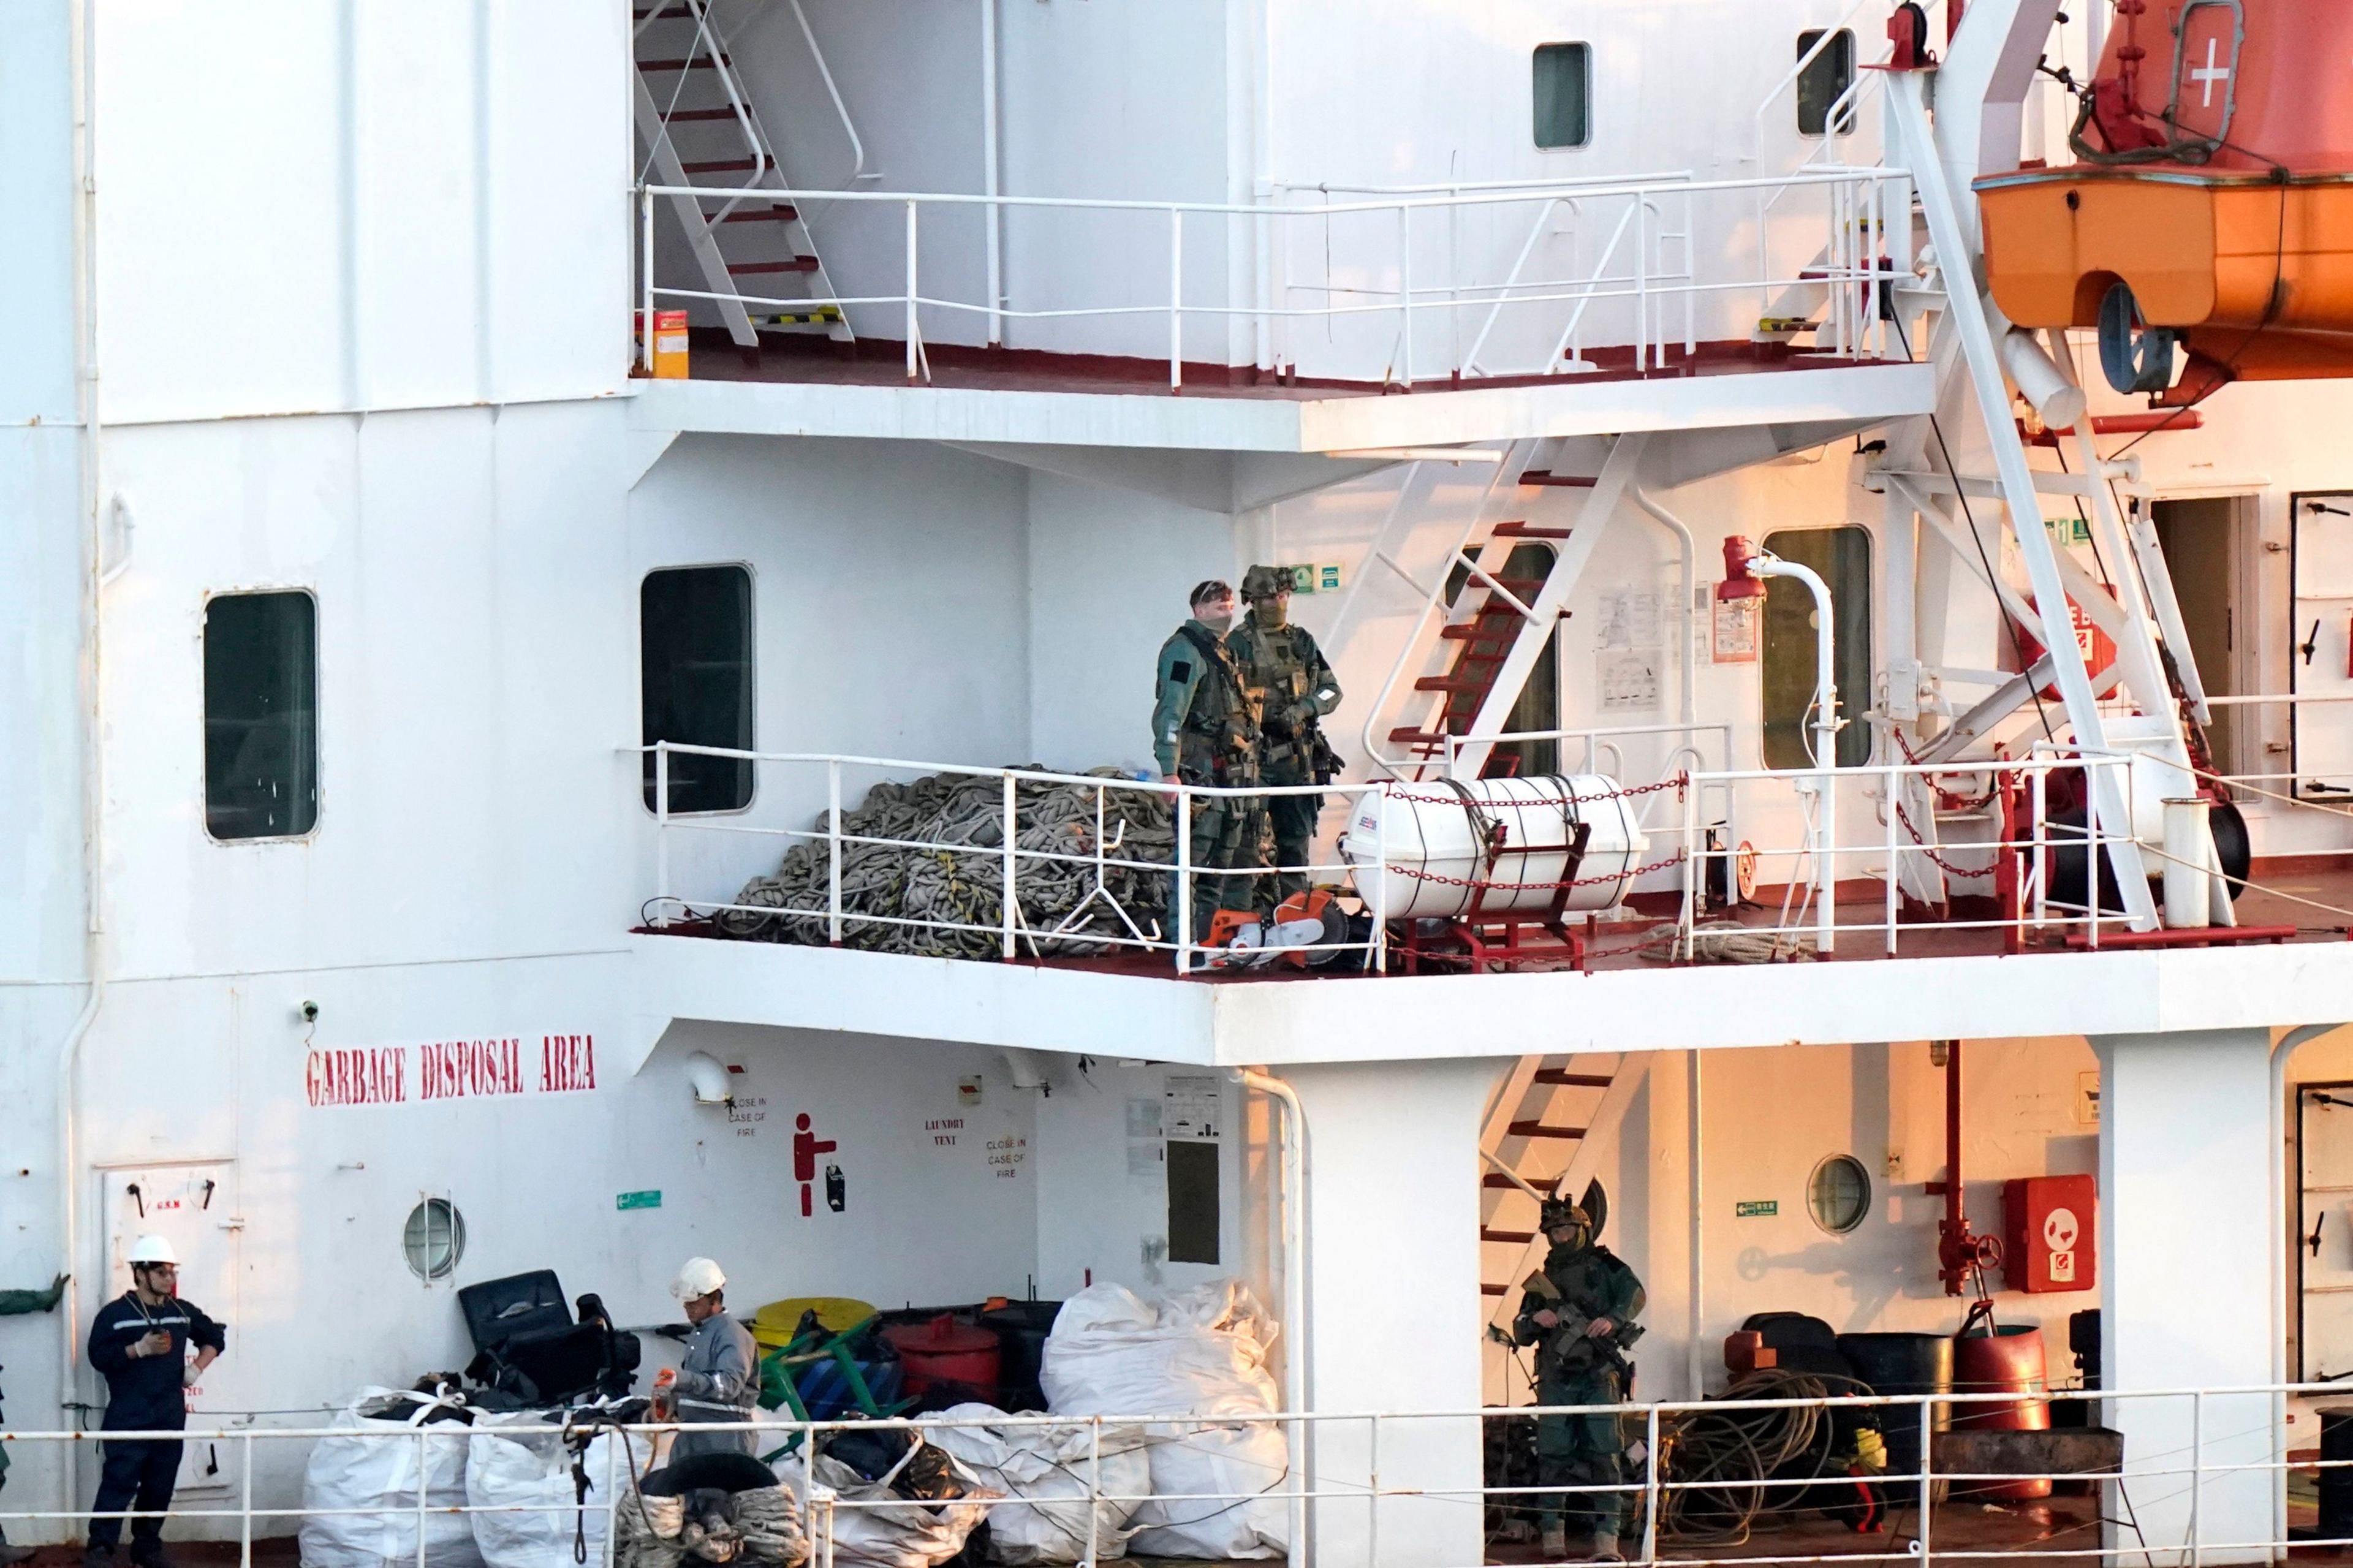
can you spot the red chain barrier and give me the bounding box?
[1381,773,1689,808]
[1380,851,1689,892]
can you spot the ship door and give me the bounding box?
[2151,496,2256,777]
[2292,493,2353,798]
[2296,1086,2353,1380]
[101,1164,246,1498]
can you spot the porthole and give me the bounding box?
[403,1197,466,1281]
[1807,1155,1871,1234]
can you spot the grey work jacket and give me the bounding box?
[672,1311,759,1459]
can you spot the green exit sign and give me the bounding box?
[616,1189,662,1211]
[1283,564,1344,595]
[1736,1199,1778,1218]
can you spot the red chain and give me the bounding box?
[1892,729,1996,812]
[1884,730,1998,881]
[1384,851,1689,892]
[1382,773,1689,808]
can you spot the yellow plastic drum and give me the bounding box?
[752,1297,877,1350]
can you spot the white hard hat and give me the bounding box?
[670,1257,726,1301]
[127,1235,179,1267]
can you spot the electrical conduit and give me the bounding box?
[58,0,108,1529]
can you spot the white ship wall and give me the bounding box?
[91,2,626,426]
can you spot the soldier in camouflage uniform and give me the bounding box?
[1225,566,1343,909]
[1151,580,1263,950]
[1513,1199,1644,1561]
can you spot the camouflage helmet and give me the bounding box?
[1240,564,1296,602]
[1539,1197,1591,1235]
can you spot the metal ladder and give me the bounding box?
[632,0,852,349]
[1352,434,1649,781]
[1478,1056,1636,1314]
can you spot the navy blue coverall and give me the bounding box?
[86,1292,226,1559]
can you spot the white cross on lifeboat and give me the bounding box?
[2190,36,2232,109]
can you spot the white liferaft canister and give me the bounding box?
[1340,774,1652,920]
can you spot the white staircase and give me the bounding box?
[1348,434,1650,782]
[633,1,852,349]
[1479,1055,1645,1394]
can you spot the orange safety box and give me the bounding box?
[2001,1174,2096,1294]
[634,309,689,380]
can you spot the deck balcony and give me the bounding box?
[620,737,2353,1078]
[625,167,1939,466]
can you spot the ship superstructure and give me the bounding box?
[7,3,2353,1566]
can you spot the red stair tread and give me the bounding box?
[1506,1121,1589,1140]
[726,257,821,275]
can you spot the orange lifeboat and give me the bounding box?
[1976,1,2353,403]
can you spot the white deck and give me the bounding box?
[622,931,2353,1073]
[626,360,1938,455]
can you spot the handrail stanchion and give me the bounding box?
[640,189,656,374]
[1641,1404,1662,1566]
[904,199,920,383]
[1002,771,1019,959]
[654,741,672,925]
[1369,1412,1381,1567]
[2192,1388,2205,1568]
[1371,785,1390,972]
[1169,209,1184,393]
[1398,205,1414,389]
[2033,762,2048,933]
[1086,1417,1102,1568]
[827,759,844,945]
[1917,1393,1934,1562]
[1175,789,1192,974]
[240,1430,254,1568]
[1884,761,1901,955]
[415,1426,430,1568]
[1632,196,1648,373]
[1681,773,1700,961]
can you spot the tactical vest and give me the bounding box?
[1231,623,1320,779]
[1174,623,1259,784]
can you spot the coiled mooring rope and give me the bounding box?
[716,769,1178,959]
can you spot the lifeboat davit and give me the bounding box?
[1976,1,2353,404]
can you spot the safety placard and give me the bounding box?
[1736,1199,1778,1218]
[615,1190,662,1211]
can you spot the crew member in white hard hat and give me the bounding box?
[84,1238,225,1568]
[656,1258,757,1460]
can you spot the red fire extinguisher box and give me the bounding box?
[2002,1174,2096,1293]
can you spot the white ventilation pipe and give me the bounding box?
[2001,325,2089,433]
[1237,1069,1306,1568]
[1738,550,1839,952]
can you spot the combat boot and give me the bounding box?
[1539,1522,1569,1559]
[1589,1536,1626,1562]
[80,1547,113,1568]
[0,1544,35,1566]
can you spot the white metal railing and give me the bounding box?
[639,743,1392,975]
[635,743,2330,977]
[5,1381,2347,1568]
[633,166,1917,391]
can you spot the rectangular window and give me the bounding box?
[642,565,754,813]
[1533,43,1591,150]
[1797,30,1857,137]
[1760,527,1873,770]
[1166,1141,1221,1265]
[204,591,320,840]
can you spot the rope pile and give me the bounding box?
[1656,1368,1875,1544]
[714,769,1177,958]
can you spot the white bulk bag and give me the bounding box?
[300,1388,487,1568]
[1040,1282,1290,1561]
[771,1448,996,1568]
[467,1425,657,1568]
[921,1405,1150,1564]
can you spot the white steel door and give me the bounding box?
[101,1165,246,1498]
[2292,494,2353,797]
